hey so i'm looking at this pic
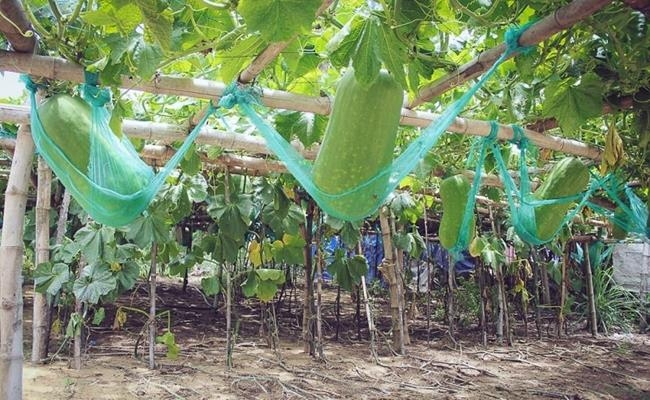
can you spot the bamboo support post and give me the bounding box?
[0,124,33,400]
[408,0,614,108]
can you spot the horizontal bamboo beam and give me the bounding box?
[0,104,318,159]
[0,51,603,161]
[408,0,613,108]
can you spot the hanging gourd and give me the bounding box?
[311,68,404,220]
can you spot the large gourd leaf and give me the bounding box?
[34,262,72,296]
[238,0,322,42]
[542,73,603,134]
[73,263,118,304]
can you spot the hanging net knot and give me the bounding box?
[218,82,261,109]
[504,22,535,56]
[509,124,529,150]
[82,83,111,107]
[486,120,499,142]
[20,74,39,93]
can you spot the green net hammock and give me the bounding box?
[23,74,215,227]
[216,26,534,223]
[461,123,650,247]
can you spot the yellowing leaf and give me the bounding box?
[248,239,262,267]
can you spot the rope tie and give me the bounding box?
[218,82,260,109]
[509,124,529,150]
[503,22,536,56]
[20,75,38,93]
[82,84,111,107]
[487,120,499,142]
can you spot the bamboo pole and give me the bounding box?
[0,104,318,159]
[0,124,34,400]
[0,59,602,160]
[31,158,51,363]
[408,0,614,108]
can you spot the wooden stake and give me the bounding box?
[314,212,325,361]
[32,157,51,363]
[583,241,598,337]
[299,198,315,355]
[558,243,570,338]
[148,242,158,369]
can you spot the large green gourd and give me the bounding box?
[439,174,476,250]
[532,157,590,241]
[38,94,149,195]
[39,94,92,171]
[312,68,404,220]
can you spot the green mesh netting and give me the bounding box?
[23,75,214,227]
[216,26,533,222]
[486,123,648,244]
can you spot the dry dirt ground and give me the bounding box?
[22,279,650,400]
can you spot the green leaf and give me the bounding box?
[256,279,279,302]
[352,16,382,87]
[271,234,305,264]
[82,2,143,33]
[377,21,407,89]
[274,111,326,147]
[73,263,118,304]
[156,331,180,359]
[328,17,363,68]
[339,221,361,248]
[125,209,170,247]
[187,174,208,203]
[218,35,266,82]
[34,262,72,296]
[201,276,221,296]
[347,255,368,286]
[134,0,173,52]
[542,73,604,134]
[241,270,258,297]
[262,202,304,238]
[212,231,242,263]
[180,144,202,176]
[74,225,116,264]
[238,0,321,42]
[113,261,140,292]
[92,307,106,325]
[133,41,164,80]
[256,268,285,284]
[66,313,83,338]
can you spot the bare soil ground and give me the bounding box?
[22,279,650,400]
